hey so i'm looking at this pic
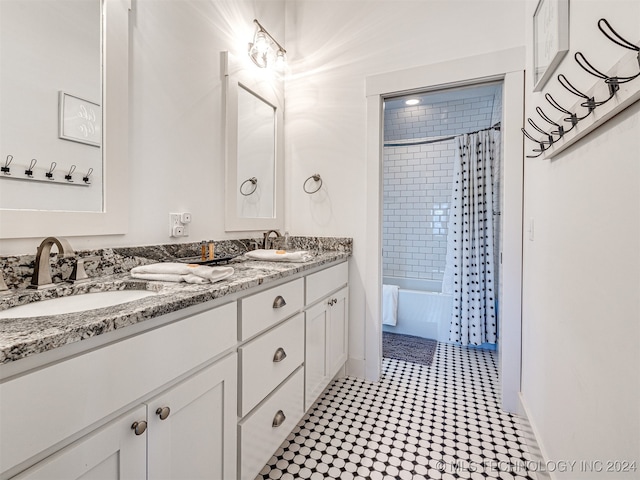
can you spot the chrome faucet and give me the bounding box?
[29,237,75,289]
[263,230,281,249]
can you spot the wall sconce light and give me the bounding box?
[248,19,286,69]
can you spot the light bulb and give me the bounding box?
[254,31,268,54]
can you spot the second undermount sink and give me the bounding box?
[0,290,159,319]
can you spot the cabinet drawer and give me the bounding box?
[305,261,348,306]
[240,278,304,340]
[239,368,304,480]
[0,301,237,475]
[239,313,304,416]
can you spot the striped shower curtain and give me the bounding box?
[443,130,498,346]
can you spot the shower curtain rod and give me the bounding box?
[383,122,501,148]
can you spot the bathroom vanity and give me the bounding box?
[0,244,350,480]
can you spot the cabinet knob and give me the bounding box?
[272,410,286,427]
[273,347,287,363]
[272,295,287,309]
[328,298,336,306]
[131,420,147,436]
[156,406,171,420]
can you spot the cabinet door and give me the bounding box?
[304,301,328,411]
[147,353,237,480]
[326,286,349,379]
[12,406,147,480]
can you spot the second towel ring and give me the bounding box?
[240,177,258,196]
[303,174,322,194]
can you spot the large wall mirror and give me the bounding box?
[0,0,130,239]
[222,51,284,231]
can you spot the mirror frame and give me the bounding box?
[222,51,284,232]
[0,0,130,239]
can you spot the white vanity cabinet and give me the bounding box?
[237,280,306,480]
[1,302,238,480]
[304,262,349,411]
[1,257,350,480]
[11,355,237,480]
[10,406,147,480]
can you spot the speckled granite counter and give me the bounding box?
[0,238,351,365]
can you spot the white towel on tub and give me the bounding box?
[382,284,399,326]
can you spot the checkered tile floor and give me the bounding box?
[257,343,537,480]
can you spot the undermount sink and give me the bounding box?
[0,290,159,319]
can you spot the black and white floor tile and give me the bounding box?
[257,343,537,480]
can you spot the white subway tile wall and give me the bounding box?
[382,93,499,285]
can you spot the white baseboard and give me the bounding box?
[518,393,553,480]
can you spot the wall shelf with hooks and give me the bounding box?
[543,49,640,159]
[0,156,93,187]
[523,18,640,160]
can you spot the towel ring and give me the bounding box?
[240,177,258,196]
[303,174,322,194]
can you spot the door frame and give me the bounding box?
[364,47,525,412]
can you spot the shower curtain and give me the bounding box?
[443,130,498,346]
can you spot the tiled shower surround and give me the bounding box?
[382,87,502,285]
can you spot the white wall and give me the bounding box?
[284,0,525,376]
[0,0,285,255]
[520,0,640,476]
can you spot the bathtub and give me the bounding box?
[382,277,453,343]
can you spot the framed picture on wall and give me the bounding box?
[58,91,102,147]
[533,0,569,92]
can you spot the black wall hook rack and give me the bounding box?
[523,17,640,159]
[0,155,91,187]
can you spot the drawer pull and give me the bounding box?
[272,295,287,309]
[156,406,171,420]
[328,298,337,306]
[273,347,287,363]
[272,410,286,427]
[131,420,147,436]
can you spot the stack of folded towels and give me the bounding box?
[130,263,234,284]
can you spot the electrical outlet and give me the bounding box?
[169,212,190,237]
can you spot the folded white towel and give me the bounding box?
[382,284,399,326]
[244,249,313,263]
[130,263,234,284]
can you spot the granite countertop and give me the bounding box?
[0,250,350,365]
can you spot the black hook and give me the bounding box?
[574,47,640,84]
[2,155,13,175]
[557,74,601,113]
[521,127,553,158]
[535,107,566,137]
[25,158,37,178]
[83,167,93,184]
[65,164,76,182]
[597,18,639,52]
[545,93,579,126]
[45,161,57,180]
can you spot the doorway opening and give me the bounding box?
[363,48,525,412]
[381,83,503,366]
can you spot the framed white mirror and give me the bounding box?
[0,0,130,239]
[222,51,284,231]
